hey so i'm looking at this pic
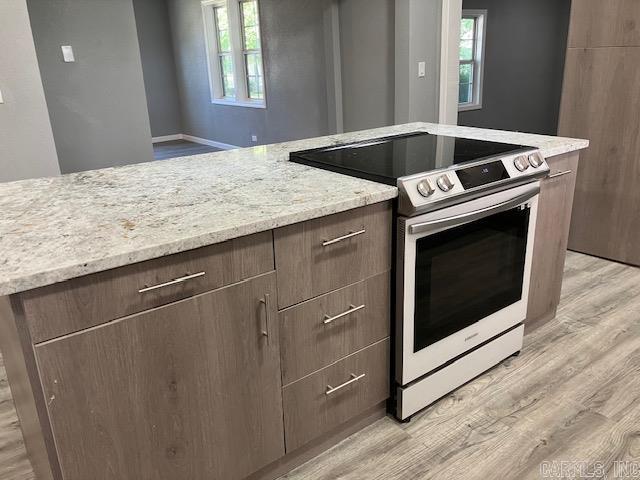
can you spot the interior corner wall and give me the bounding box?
[133,0,183,138]
[27,0,154,174]
[0,0,60,183]
[457,0,571,135]
[167,0,331,147]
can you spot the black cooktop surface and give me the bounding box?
[290,132,529,186]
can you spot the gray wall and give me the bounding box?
[167,0,331,147]
[0,0,60,182]
[27,0,154,174]
[339,0,395,132]
[395,0,442,125]
[458,0,571,135]
[133,0,183,138]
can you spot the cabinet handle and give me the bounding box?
[326,373,366,395]
[260,294,271,345]
[547,170,572,179]
[138,271,206,293]
[322,229,366,247]
[323,304,365,325]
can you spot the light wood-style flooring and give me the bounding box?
[2,252,639,480]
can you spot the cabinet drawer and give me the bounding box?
[282,338,390,452]
[21,231,274,343]
[280,272,390,385]
[274,202,392,308]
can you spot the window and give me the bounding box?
[459,10,486,111]
[202,0,265,107]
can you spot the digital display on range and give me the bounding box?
[456,161,510,190]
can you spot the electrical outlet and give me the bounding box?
[251,135,258,142]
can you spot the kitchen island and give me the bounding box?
[0,123,588,480]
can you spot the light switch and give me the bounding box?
[61,45,75,63]
[418,61,426,78]
[0,89,4,104]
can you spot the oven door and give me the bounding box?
[396,182,539,386]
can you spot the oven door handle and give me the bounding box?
[409,185,540,235]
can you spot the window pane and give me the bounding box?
[459,63,473,85]
[460,18,475,40]
[459,39,474,61]
[214,6,231,52]
[459,62,473,104]
[459,83,472,104]
[219,54,235,97]
[241,1,261,50]
[245,52,264,99]
[241,0,258,27]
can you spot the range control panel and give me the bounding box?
[398,150,549,216]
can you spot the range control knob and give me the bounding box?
[417,179,436,197]
[514,156,530,172]
[436,174,455,192]
[528,152,544,168]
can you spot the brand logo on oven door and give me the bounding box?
[464,332,479,342]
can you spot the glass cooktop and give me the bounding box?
[290,132,530,186]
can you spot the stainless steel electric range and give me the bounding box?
[290,132,550,421]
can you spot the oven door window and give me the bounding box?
[413,206,530,353]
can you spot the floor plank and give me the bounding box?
[1,252,639,480]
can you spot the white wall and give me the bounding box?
[0,0,60,183]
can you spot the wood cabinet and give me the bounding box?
[1,202,393,480]
[34,272,284,480]
[560,0,640,266]
[279,272,390,385]
[282,338,390,452]
[526,153,580,330]
[21,231,274,343]
[274,202,392,309]
[567,0,640,48]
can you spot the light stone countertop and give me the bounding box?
[0,122,588,296]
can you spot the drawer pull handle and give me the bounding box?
[260,294,272,346]
[323,304,365,325]
[138,271,206,293]
[547,170,572,179]
[326,373,366,395]
[322,229,366,247]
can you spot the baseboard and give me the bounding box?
[152,133,239,150]
[182,134,239,150]
[151,134,182,143]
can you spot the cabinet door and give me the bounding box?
[35,272,284,480]
[526,153,579,329]
[560,46,640,266]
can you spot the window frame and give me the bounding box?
[202,0,266,108]
[458,10,487,112]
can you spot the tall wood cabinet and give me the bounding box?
[559,0,640,266]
